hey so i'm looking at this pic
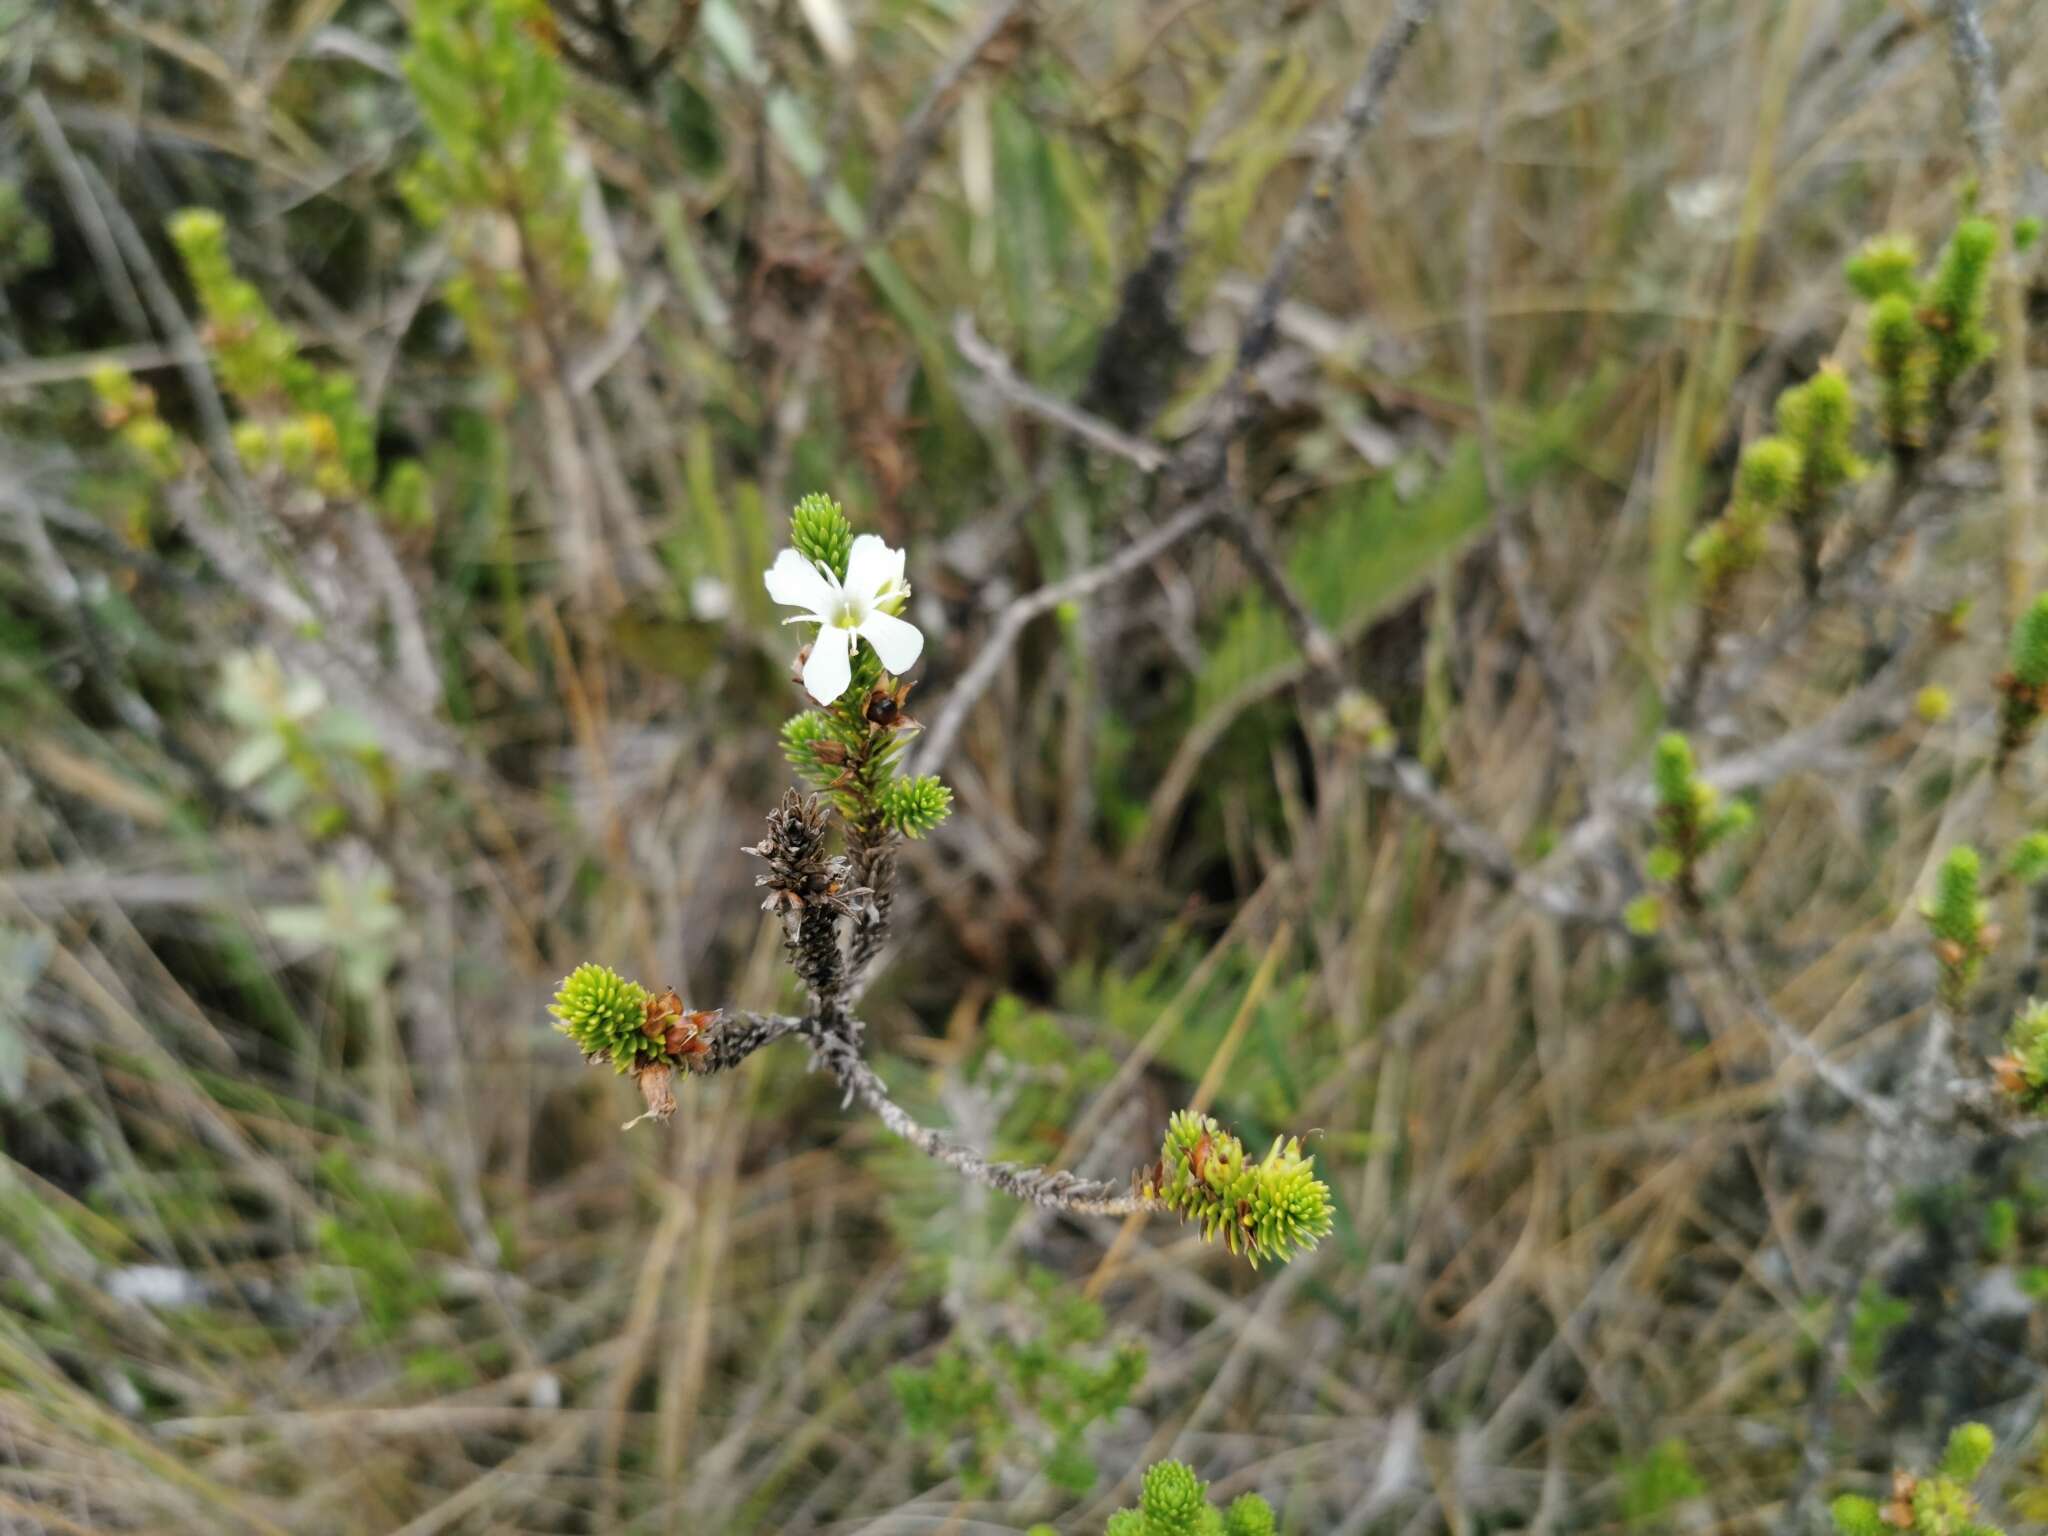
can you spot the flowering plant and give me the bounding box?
[551,493,1333,1265]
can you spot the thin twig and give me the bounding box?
[951,315,1169,472]
[802,1022,1160,1217]
[911,489,1232,774]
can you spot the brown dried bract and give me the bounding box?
[643,988,722,1065]
[1880,1471,1916,1529]
[626,1062,678,1129]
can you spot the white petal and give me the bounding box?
[857,609,924,674]
[843,534,904,602]
[802,624,854,704]
[764,548,838,615]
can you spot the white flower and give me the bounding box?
[764,534,924,704]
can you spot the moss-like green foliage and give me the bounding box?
[1689,436,1801,590]
[893,1273,1145,1498]
[1148,1109,1333,1266]
[548,963,653,1074]
[1095,1460,1276,1536]
[1138,1461,1208,1533]
[1777,369,1862,500]
[1738,435,1803,507]
[791,492,854,581]
[880,774,953,838]
[2005,831,2048,885]
[1653,732,1697,808]
[2016,215,2041,253]
[1829,1423,2005,1536]
[165,208,380,496]
[1940,1423,1995,1483]
[1995,998,2048,1114]
[1995,595,2048,762]
[1926,217,1998,397]
[1923,846,1990,1004]
[1222,1493,1276,1536]
[1620,1438,1705,1526]
[1846,234,1921,303]
[1868,292,1931,446]
[1647,733,1752,904]
[402,0,604,353]
[2010,595,2048,690]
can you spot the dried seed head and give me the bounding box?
[624,1062,678,1129]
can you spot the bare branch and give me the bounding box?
[952,315,1169,473]
[802,1023,1161,1217]
[911,489,1232,775]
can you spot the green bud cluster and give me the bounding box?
[2007,831,2048,886]
[880,774,953,838]
[1925,217,1998,398]
[1868,294,1929,447]
[1997,594,2048,763]
[1688,436,1799,591]
[548,962,654,1075]
[791,492,854,580]
[1645,733,1752,905]
[1996,999,2048,1114]
[1922,846,1990,1004]
[2010,594,2048,690]
[1845,234,1921,303]
[1846,219,2003,450]
[1148,1109,1334,1267]
[1098,1460,1275,1536]
[1829,1423,2003,1536]
[1777,369,1862,501]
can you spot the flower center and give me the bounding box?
[829,593,870,629]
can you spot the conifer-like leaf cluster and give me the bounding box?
[880,775,954,838]
[548,962,653,1074]
[1848,217,1999,450]
[791,491,855,579]
[1082,1460,1275,1536]
[1996,594,2048,762]
[1923,846,1992,1005]
[1145,1109,1334,1267]
[1644,733,1751,909]
[1829,1422,2003,1536]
